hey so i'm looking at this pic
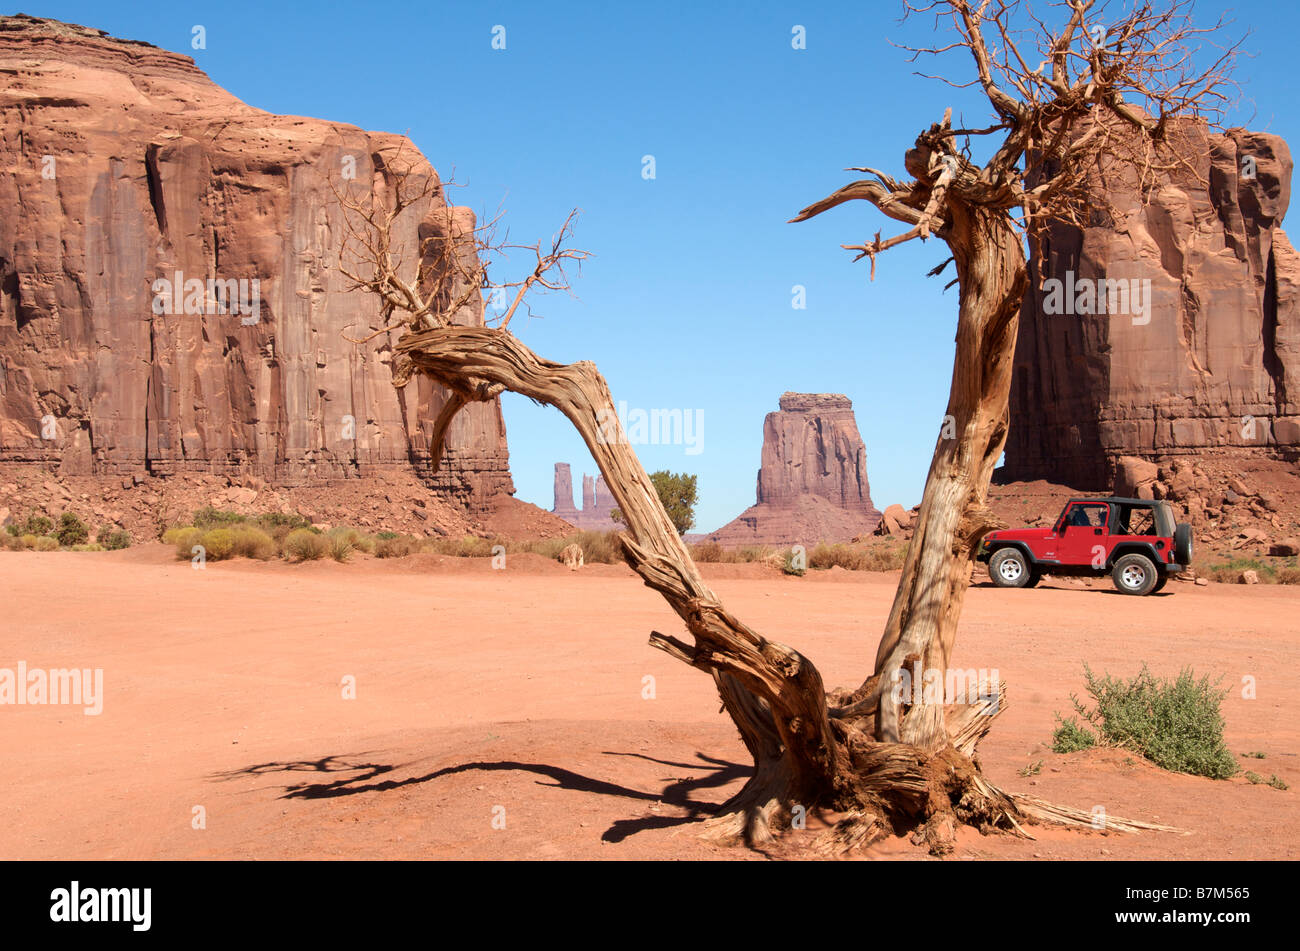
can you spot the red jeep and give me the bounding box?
[978,497,1193,595]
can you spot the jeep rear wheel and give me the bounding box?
[1112,553,1158,596]
[989,548,1032,588]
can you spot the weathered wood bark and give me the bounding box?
[871,205,1027,749]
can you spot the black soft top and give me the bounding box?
[1062,498,1175,536]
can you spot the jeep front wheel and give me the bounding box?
[989,548,1032,588]
[1112,553,1158,596]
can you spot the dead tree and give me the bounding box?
[334,0,1233,854]
[791,0,1239,755]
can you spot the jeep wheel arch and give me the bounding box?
[1107,541,1164,570]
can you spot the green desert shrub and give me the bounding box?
[53,512,89,547]
[1051,717,1098,753]
[284,528,328,562]
[31,536,59,552]
[1062,663,1237,779]
[97,527,131,551]
[192,507,247,529]
[6,513,53,537]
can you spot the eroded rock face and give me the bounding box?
[1004,118,1300,487]
[551,462,616,531]
[706,392,881,545]
[0,15,512,509]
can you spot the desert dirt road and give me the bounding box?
[1,546,1295,859]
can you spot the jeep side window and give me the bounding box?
[1065,504,1107,529]
[1126,509,1155,536]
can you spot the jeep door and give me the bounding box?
[1056,502,1111,566]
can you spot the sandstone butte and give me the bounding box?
[1003,117,1300,487]
[704,392,882,546]
[551,462,618,531]
[0,15,512,511]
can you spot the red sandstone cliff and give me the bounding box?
[706,392,881,546]
[1004,118,1300,487]
[0,15,512,509]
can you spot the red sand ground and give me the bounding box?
[0,546,1295,860]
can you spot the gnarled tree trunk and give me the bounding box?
[866,205,1027,750]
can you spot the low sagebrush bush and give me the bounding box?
[571,531,621,563]
[200,528,237,561]
[165,526,204,558]
[514,537,568,560]
[327,526,373,558]
[374,534,423,558]
[326,527,358,562]
[229,525,276,560]
[689,540,725,563]
[1061,663,1237,779]
[31,536,59,552]
[808,542,852,570]
[284,528,327,562]
[254,511,314,542]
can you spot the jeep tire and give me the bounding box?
[1151,571,1169,594]
[989,548,1032,588]
[1112,553,1158,596]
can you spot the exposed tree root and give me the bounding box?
[689,682,1185,856]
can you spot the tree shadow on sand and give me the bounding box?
[212,750,750,843]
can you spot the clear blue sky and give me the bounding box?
[15,0,1297,531]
